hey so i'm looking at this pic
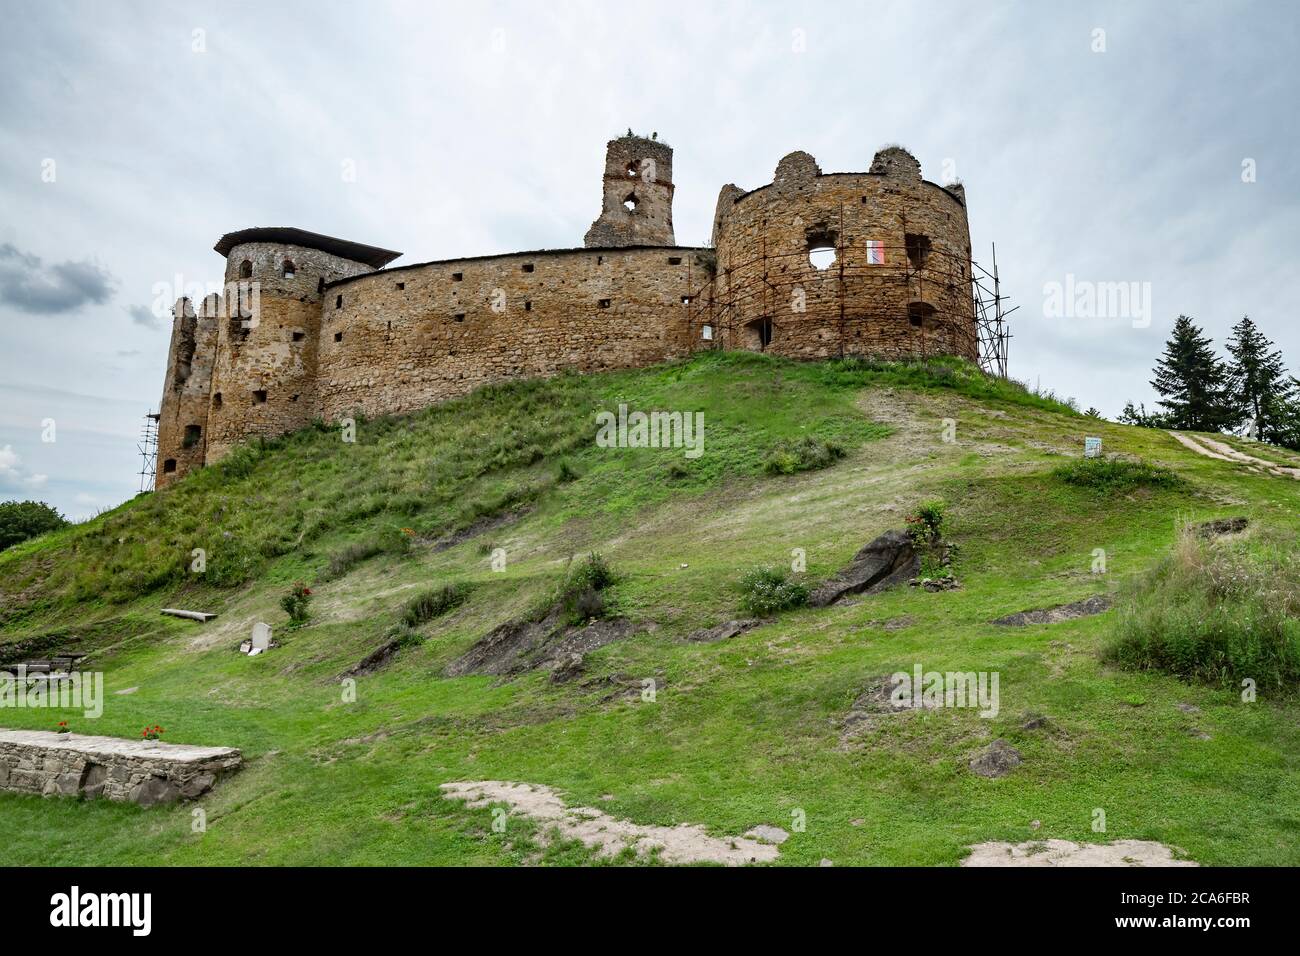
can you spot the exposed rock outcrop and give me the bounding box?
[809,530,919,607]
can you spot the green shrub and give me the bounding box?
[905,499,945,544]
[1052,456,1183,493]
[401,581,472,627]
[557,552,616,624]
[0,500,68,552]
[1103,528,1300,689]
[763,436,846,475]
[739,565,809,617]
[280,582,313,627]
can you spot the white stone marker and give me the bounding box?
[250,622,272,654]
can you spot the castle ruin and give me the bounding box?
[156,134,977,486]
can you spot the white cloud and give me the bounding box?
[0,444,47,491]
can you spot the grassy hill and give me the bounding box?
[2,351,1298,865]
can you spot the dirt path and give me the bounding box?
[1168,431,1300,479]
[963,839,1197,867]
[441,780,781,865]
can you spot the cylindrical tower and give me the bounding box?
[198,228,399,465]
[707,146,976,362]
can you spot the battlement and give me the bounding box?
[155,137,976,487]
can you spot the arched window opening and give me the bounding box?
[239,259,253,279]
[281,259,296,279]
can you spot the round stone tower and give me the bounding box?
[584,133,676,248]
[155,227,400,483]
[705,146,976,361]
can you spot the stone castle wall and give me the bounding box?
[318,246,707,421]
[155,138,976,486]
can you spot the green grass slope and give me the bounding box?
[2,351,1298,866]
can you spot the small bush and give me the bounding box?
[1053,456,1183,493]
[402,581,472,627]
[557,552,616,624]
[905,499,945,544]
[763,437,846,475]
[0,500,68,552]
[1104,528,1300,689]
[280,582,313,627]
[739,565,809,617]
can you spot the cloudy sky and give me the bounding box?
[1,0,1297,520]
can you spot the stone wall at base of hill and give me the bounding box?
[0,729,242,807]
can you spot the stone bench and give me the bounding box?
[0,729,241,807]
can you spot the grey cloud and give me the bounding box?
[0,243,116,314]
[125,303,161,330]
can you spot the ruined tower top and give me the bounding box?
[583,133,675,248]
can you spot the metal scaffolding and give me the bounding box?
[137,412,160,492]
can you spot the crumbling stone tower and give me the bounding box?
[584,133,675,247]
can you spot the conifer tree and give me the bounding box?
[1150,315,1232,431]
[1224,315,1290,442]
[1263,377,1300,450]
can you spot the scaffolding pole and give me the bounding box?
[137,411,160,492]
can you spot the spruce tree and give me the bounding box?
[1150,315,1232,431]
[1264,377,1300,451]
[1224,316,1290,442]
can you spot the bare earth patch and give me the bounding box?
[1170,431,1300,479]
[440,780,780,865]
[962,838,1197,867]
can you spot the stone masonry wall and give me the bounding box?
[156,298,218,484]
[584,135,676,248]
[0,729,242,807]
[704,147,976,361]
[157,241,378,481]
[204,241,376,461]
[318,246,709,421]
